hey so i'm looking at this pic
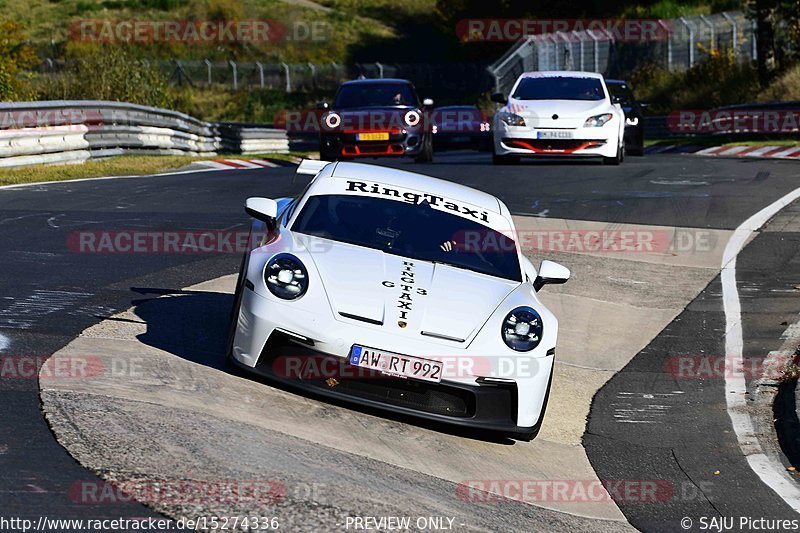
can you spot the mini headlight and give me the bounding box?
[498,112,526,127]
[324,112,341,129]
[501,306,543,352]
[626,117,639,126]
[264,254,308,300]
[584,113,613,127]
[404,110,421,127]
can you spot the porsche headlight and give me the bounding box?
[264,254,308,300]
[501,306,543,352]
[498,112,526,127]
[584,113,613,127]
[404,110,421,127]
[324,112,341,129]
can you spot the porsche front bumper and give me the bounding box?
[231,287,554,440]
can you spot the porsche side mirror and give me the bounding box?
[316,101,329,110]
[534,260,571,291]
[491,92,507,104]
[422,98,434,107]
[245,197,278,222]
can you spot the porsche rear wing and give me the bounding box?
[296,159,332,176]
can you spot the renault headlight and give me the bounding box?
[584,113,613,127]
[498,112,526,127]
[501,307,543,351]
[264,254,308,300]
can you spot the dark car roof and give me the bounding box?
[605,79,628,85]
[339,78,413,86]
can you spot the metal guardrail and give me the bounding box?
[0,100,289,168]
[643,104,800,139]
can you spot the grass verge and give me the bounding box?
[0,153,306,187]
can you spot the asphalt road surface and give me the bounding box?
[2,151,800,530]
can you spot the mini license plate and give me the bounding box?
[349,345,442,383]
[356,132,390,141]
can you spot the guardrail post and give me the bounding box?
[555,32,569,69]
[282,63,292,92]
[574,31,584,71]
[587,30,600,72]
[679,17,695,67]
[204,59,212,87]
[375,62,384,78]
[229,60,238,91]
[658,20,673,70]
[255,62,265,89]
[750,18,757,60]
[700,15,715,51]
[308,63,316,90]
[722,12,738,54]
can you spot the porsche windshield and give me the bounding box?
[292,194,522,282]
[512,76,606,101]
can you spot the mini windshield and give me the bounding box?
[292,194,522,282]
[334,83,419,108]
[606,82,635,105]
[513,76,606,101]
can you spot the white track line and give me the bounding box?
[223,159,261,169]
[197,161,235,170]
[249,159,279,168]
[723,185,800,511]
[718,145,751,156]
[695,146,725,155]
[745,146,781,157]
[771,147,800,159]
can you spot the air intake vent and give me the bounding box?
[339,312,383,326]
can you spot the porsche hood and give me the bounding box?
[303,237,520,344]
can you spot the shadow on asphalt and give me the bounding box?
[131,287,516,445]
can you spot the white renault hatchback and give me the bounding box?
[491,71,626,165]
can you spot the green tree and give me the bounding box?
[0,22,38,101]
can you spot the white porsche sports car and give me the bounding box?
[227,159,570,441]
[491,71,626,165]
